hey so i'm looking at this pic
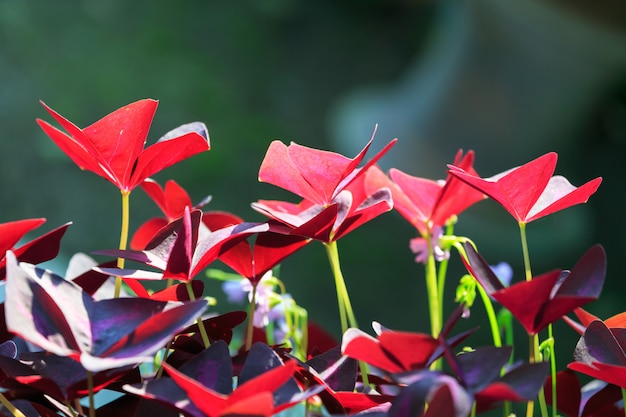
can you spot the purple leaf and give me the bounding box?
[455,346,512,393]
[5,252,207,372]
[124,340,233,417]
[463,244,607,334]
[239,343,301,407]
[306,346,357,392]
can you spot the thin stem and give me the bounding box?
[548,324,557,417]
[64,400,78,417]
[436,221,455,312]
[519,222,532,282]
[245,283,258,351]
[475,284,501,347]
[621,387,626,417]
[114,190,131,298]
[155,340,173,379]
[520,221,548,417]
[324,241,369,388]
[0,392,25,417]
[454,242,501,348]
[526,335,535,417]
[424,231,441,339]
[87,370,95,417]
[324,241,358,332]
[185,281,210,348]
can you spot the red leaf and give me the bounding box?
[258,134,396,207]
[38,100,209,192]
[449,152,601,223]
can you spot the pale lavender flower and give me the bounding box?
[409,226,450,264]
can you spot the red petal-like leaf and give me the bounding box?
[219,231,309,284]
[129,132,209,191]
[431,150,486,227]
[6,222,71,268]
[492,270,566,335]
[526,176,602,222]
[365,165,429,234]
[130,217,169,250]
[37,110,116,184]
[163,359,297,417]
[389,168,440,228]
[448,153,557,223]
[258,136,396,207]
[149,280,204,302]
[423,384,456,417]
[38,100,210,192]
[0,218,45,255]
[141,178,192,220]
[342,328,438,374]
[263,141,351,205]
[81,99,157,188]
[202,211,243,231]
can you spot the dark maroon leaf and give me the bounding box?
[239,343,301,407]
[463,243,607,334]
[163,358,298,417]
[97,214,269,283]
[5,252,208,372]
[389,371,472,417]
[423,384,457,417]
[581,382,623,417]
[455,346,512,393]
[124,340,233,417]
[306,346,357,392]
[474,360,549,410]
[0,341,17,360]
[0,352,138,402]
[96,395,183,417]
[543,370,581,417]
[570,320,626,389]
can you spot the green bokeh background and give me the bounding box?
[1,0,625,388]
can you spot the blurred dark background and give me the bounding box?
[1,0,625,384]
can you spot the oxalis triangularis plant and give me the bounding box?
[0,98,619,417]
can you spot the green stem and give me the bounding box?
[245,283,258,351]
[454,242,501,348]
[155,340,173,379]
[185,281,210,348]
[0,392,25,417]
[436,220,455,312]
[425,231,441,339]
[87,370,95,417]
[519,222,532,283]
[324,241,369,387]
[519,222,548,417]
[476,284,501,347]
[324,241,358,332]
[621,387,626,417]
[114,191,131,298]
[548,324,557,417]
